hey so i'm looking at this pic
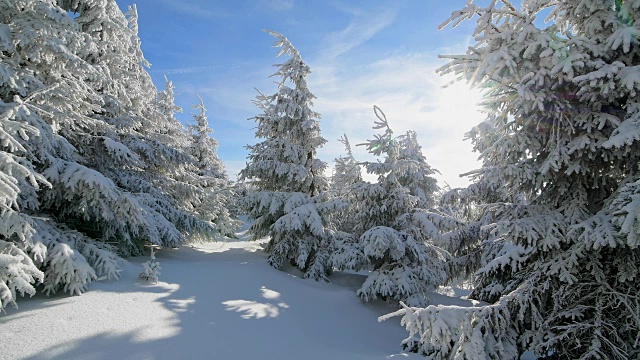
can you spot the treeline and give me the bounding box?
[1,0,236,309]
[2,1,639,359]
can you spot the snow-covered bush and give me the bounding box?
[240,31,334,280]
[384,1,640,358]
[331,107,449,306]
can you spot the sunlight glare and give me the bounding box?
[425,78,484,188]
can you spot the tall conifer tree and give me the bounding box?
[384,1,640,358]
[331,107,448,306]
[329,135,362,233]
[240,30,333,280]
[0,0,219,310]
[189,96,238,237]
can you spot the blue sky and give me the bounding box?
[114,0,484,188]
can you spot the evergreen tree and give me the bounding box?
[332,135,362,194]
[70,1,220,248]
[240,30,333,280]
[0,0,124,310]
[331,107,448,306]
[0,0,217,310]
[397,130,439,209]
[431,184,495,286]
[240,30,328,198]
[42,1,213,253]
[329,135,363,233]
[188,96,238,237]
[154,75,189,150]
[384,1,640,358]
[190,95,227,181]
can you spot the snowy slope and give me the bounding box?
[1,228,475,360]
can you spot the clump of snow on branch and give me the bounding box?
[0,240,43,311]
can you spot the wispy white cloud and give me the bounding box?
[163,11,482,188]
[319,4,399,62]
[150,61,252,75]
[156,0,226,18]
[260,0,294,12]
[309,51,484,188]
[302,18,483,188]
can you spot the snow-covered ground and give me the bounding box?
[1,227,479,360]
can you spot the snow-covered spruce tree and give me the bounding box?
[227,181,251,219]
[429,184,498,286]
[382,1,640,359]
[154,75,189,150]
[331,135,362,196]
[0,0,127,309]
[397,130,439,209]
[0,0,216,310]
[240,30,335,280]
[74,2,220,247]
[60,1,219,249]
[188,96,239,237]
[190,95,227,181]
[331,107,449,307]
[329,135,363,233]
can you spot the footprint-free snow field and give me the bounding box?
[1,231,433,360]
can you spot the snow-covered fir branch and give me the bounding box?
[385,1,640,358]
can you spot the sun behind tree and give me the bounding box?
[384,1,640,359]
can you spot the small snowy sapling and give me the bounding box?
[139,248,161,284]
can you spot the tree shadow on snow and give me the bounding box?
[21,245,420,360]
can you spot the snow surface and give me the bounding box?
[1,225,479,360]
